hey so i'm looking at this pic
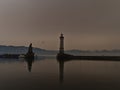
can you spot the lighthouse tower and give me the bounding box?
[59,33,64,54]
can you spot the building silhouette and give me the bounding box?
[57,34,74,60]
[25,43,34,59]
[59,33,64,54]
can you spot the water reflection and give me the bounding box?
[0,57,120,89]
[24,56,54,72]
[57,59,71,84]
[58,60,64,84]
[0,56,54,72]
[25,58,34,72]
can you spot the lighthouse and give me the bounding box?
[57,33,73,60]
[59,33,64,54]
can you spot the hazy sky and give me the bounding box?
[0,0,120,50]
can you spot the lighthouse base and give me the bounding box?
[57,53,74,60]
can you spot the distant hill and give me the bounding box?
[0,45,57,55]
[65,49,120,56]
[0,45,120,56]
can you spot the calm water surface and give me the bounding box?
[0,57,120,90]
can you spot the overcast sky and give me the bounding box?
[0,0,120,50]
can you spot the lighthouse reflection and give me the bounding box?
[58,60,64,84]
[58,59,71,84]
[25,58,34,72]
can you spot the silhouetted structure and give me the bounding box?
[57,34,76,60]
[25,43,34,59]
[59,33,64,54]
[57,34,69,60]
